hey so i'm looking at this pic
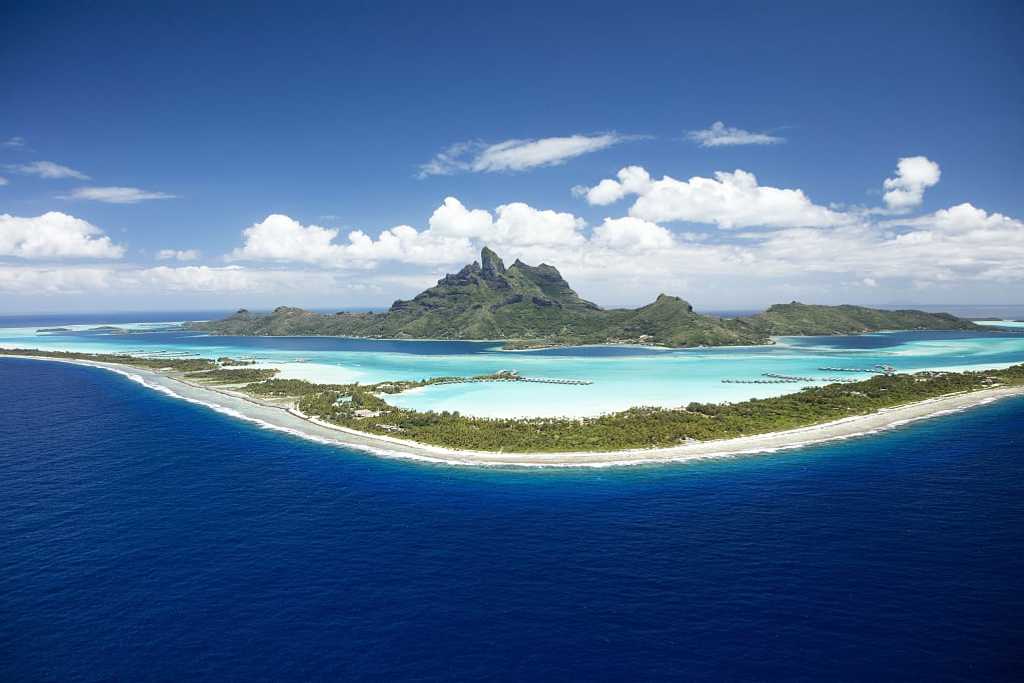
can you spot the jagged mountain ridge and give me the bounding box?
[188,247,981,347]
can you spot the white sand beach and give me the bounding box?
[8,354,1024,468]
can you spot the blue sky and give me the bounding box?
[1,0,1022,312]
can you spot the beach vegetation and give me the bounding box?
[4,347,1020,454]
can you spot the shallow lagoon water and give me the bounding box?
[2,320,1024,417]
[976,319,1024,329]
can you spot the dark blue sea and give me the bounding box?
[2,357,1023,681]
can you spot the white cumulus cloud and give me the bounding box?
[419,134,627,177]
[344,224,476,266]
[883,156,941,211]
[229,214,345,265]
[883,202,1019,233]
[591,217,675,252]
[228,214,476,268]
[227,199,591,271]
[577,166,846,229]
[491,203,586,247]
[573,166,652,205]
[427,197,588,246]
[428,197,494,237]
[0,212,125,259]
[687,121,784,147]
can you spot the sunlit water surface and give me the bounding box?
[2,314,1024,417]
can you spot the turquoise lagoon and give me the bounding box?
[3,318,1024,418]
[976,319,1024,329]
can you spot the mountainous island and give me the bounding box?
[188,247,980,348]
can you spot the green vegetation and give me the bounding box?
[277,365,1023,451]
[242,371,520,398]
[0,349,268,382]
[6,347,1019,454]
[244,378,351,397]
[217,356,256,366]
[183,368,279,384]
[0,347,219,372]
[742,302,976,336]
[187,247,981,348]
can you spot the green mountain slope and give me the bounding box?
[741,302,977,336]
[188,247,981,347]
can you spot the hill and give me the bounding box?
[188,247,981,347]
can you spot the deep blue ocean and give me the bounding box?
[2,357,1023,681]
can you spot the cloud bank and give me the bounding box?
[4,156,1022,307]
[227,214,474,268]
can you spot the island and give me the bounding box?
[2,347,1021,466]
[187,247,981,348]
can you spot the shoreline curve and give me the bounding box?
[3,354,1022,469]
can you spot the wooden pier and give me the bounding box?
[432,375,592,387]
[818,364,896,374]
[723,372,861,385]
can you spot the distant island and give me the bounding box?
[187,247,980,348]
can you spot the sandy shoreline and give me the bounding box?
[5,354,1023,468]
